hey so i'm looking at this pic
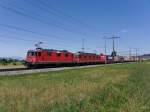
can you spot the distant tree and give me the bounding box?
[1,58,8,65]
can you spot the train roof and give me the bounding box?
[28,48,104,55]
[42,49,71,53]
[76,52,98,55]
[28,48,72,53]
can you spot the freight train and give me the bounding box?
[25,48,137,68]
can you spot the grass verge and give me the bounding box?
[0,62,149,112]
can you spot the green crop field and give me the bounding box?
[0,62,150,112]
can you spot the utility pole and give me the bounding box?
[129,48,132,61]
[108,35,120,60]
[102,36,107,55]
[82,38,85,52]
[103,36,108,64]
[135,48,138,61]
[104,39,107,64]
[104,39,107,55]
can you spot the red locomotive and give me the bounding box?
[75,52,106,64]
[26,48,106,68]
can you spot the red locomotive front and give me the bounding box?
[26,48,76,67]
[26,50,37,63]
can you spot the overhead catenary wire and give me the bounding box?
[0,34,78,49]
[23,0,99,36]
[22,0,76,26]
[0,26,82,52]
[0,23,79,44]
[36,0,102,35]
[10,1,83,36]
[0,27,79,51]
[0,25,67,42]
[0,2,89,38]
[0,30,78,48]
[0,34,37,43]
[0,1,105,53]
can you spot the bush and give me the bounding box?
[0,58,23,66]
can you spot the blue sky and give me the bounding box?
[0,0,149,58]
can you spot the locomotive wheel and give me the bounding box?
[26,63,37,69]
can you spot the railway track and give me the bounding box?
[0,68,28,72]
[0,62,135,76]
[0,64,106,76]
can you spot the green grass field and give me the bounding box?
[0,62,150,112]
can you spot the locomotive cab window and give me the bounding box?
[37,52,41,56]
[27,52,36,56]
